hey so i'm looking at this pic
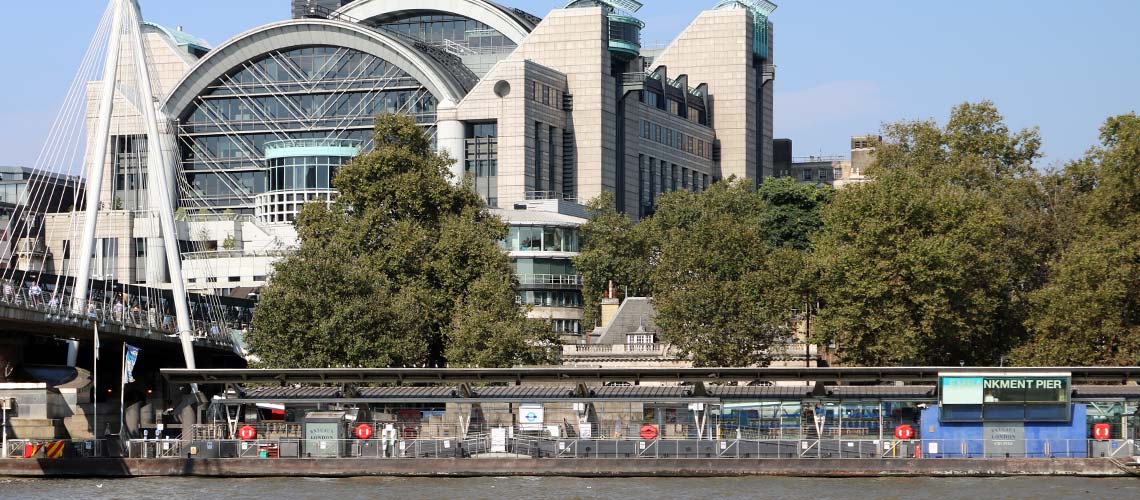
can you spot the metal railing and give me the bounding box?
[0,287,240,350]
[106,436,1140,461]
[516,274,583,286]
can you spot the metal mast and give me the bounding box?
[72,0,125,315]
[73,0,198,370]
[124,0,197,369]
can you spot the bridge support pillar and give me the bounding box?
[65,339,79,368]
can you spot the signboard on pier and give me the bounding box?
[518,403,544,431]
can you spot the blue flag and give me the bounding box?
[124,344,140,383]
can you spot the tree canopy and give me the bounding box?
[1013,113,1140,365]
[810,101,1042,365]
[247,114,558,368]
[574,178,832,366]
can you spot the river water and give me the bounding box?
[2,476,1138,500]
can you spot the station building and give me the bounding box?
[29,0,780,338]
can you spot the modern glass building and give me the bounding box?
[39,0,779,340]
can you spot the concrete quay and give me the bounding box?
[0,458,1135,478]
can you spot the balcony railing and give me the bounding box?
[562,342,817,359]
[517,274,583,286]
[563,343,671,356]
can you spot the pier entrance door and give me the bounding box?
[799,402,825,458]
[636,438,658,458]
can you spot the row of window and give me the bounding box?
[502,226,580,253]
[640,120,713,160]
[638,154,710,214]
[517,290,582,308]
[528,81,564,110]
[379,14,516,50]
[512,258,576,277]
[551,319,581,334]
[534,122,559,193]
[188,90,435,127]
[641,90,706,125]
[256,191,335,224]
[265,156,349,192]
[465,121,499,208]
[181,129,373,164]
[792,168,844,182]
[207,47,415,91]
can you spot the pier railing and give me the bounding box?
[91,437,1138,461]
[3,436,1135,461]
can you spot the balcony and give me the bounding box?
[516,274,583,287]
[563,343,672,357]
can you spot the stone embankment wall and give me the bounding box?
[0,458,1132,478]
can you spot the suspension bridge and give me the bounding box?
[0,0,256,440]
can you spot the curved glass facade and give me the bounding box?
[177,46,439,212]
[372,12,517,53]
[266,156,348,192]
[256,139,360,223]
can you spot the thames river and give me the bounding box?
[1,476,1138,499]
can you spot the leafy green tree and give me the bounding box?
[248,114,557,368]
[756,177,834,250]
[647,180,807,366]
[572,192,652,330]
[811,101,1042,366]
[1013,113,1140,365]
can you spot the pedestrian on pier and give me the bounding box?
[2,281,12,303]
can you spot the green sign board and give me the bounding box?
[939,374,1070,405]
[938,373,1072,422]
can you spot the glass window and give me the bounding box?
[543,227,560,252]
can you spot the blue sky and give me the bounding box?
[1,0,1137,169]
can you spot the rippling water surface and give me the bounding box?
[2,476,1138,500]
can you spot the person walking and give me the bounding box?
[2,281,12,303]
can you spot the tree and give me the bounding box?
[811,101,1042,366]
[247,114,557,368]
[1013,113,1140,365]
[647,180,807,366]
[755,177,834,250]
[572,192,652,329]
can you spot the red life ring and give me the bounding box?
[355,424,374,440]
[639,424,658,440]
[238,425,257,441]
[894,425,914,440]
[1093,423,1111,440]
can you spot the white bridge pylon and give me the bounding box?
[72,0,197,371]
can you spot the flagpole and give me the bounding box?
[120,342,126,436]
[92,322,98,441]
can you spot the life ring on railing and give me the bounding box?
[355,424,374,440]
[238,425,257,441]
[639,424,658,440]
[894,425,914,440]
